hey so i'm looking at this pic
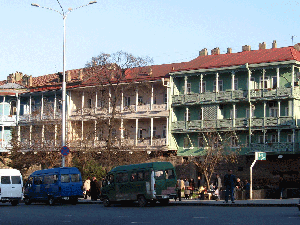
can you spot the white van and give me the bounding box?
[0,169,23,206]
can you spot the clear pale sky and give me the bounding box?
[0,0,299,81]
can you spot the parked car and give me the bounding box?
[23,167,83,205]
[0,169,23,206]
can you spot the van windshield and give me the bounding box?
[61,174,70,183]
[1,176,10,184]
[155,170,164,180]
[71,174,80,182]
[11,176,21,184]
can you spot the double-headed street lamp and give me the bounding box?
[31,1,97,167]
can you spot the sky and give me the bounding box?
[0,0,300,81]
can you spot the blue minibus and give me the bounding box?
[23,167,83,205]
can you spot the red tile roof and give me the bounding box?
[176,46,300,72]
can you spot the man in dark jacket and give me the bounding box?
[223,169,237,203]
[90,177,100,201]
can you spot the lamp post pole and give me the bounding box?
[31,1,97,167]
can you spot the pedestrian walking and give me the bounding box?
[235,178,244,200]
[223,169,237,203]
[215,174,222,201]
[279,176,286,199]
[244,180,250,199]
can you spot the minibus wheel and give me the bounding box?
[137,195,147,207]
[103,197,110,207]
[70,197,78,205]
[11,200,19,206]
[48,197,55,206]
[24,198,31,205]
[159,199,169,205]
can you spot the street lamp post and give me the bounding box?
[32,1,97,167]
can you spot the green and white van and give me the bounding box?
[101,162,177,207]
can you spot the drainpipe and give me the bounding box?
[246,63,252,147]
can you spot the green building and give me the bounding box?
[169,42,300,156]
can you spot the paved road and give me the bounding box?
[0,202,299,225]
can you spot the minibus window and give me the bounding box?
[1,176,10,184]
[155,170,164,180]
[165,169,175,179]
[116,173,128,183]
[108,175,114,184]
[11,176,21,184]
[34,176,43,185]
[137,172,144,181]
[130,173,137,182]
[144,171,150,181]
[71,174,80,182]
[61,174,70,183]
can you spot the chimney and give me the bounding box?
[211,47,220,55]
[79,69,83,80]
[272,40,277,49]
[242,45,251,52]
[259,42,266,50]
[57,72,63,82]
[227,48,232,54]
[199,48,208,56]
[294,43,300,51]
[22,75,32,87]
[66,71,71,82]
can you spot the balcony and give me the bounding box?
[249,142,297,153]
[0,115,17,124]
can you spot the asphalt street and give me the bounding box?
[0,202,299,225]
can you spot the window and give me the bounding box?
[61,174,70,183]
[258,135,264,144]
[230,109,238,119]
[272,77,277,89]
[155,170,164,180]
[124,97,131,107]
[152,127,156,137]
[112,128,117,138]
[270,134,278,143]
[88,99,92,108]
[116,173,128,183]
[10,100,17,115]
[198,109,203,120]
[44,175,55,184]
[260,76,270,89]
[187,83,191,94]
[184,111,190,121]
[34,176,43,185]
[11,176,21,184]
[231,137,238,147]
[285,107,289,116]
[144,171,150,181]
[246,108,255,118]
[198,136,204,147]
[199,81,206,93]
[287,134,293,143]
[108,175,114,184]
[138,129,143,139]
[154,95,157,104]
[184,137,190,148]
[138,96,143,105]
[246,136,249,146]
[130,173,137,182]
[71,174,80,182]
[213,80,223,92]
[1,176,10,184]
[250,77,256,89]
[162,126,166,138]
[137,172,144,181]
[234,78,238,90]
[164,93,167,104]
[269,108,278,117]
[165,169,175,179]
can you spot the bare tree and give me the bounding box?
[193,131,241,188]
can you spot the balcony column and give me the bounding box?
[231,72,235,91]
[42,125,44,148]
[184,76,187,95]
[17,94,20,123]
[121,88,123,112]
[200,74,203,93]
[120,119,124,141]
[278,129,281,151]
[109,87,111,114]
[17,124,21,143]
[249,103,252,145]
[150,118,153,146]
[29,95,32,116]
[135,119,138,146]
[233,104,236,127]
[135,88,138,112]
[81,120,84,146]
[81,91,84,116]
[292,65,295,91]
[94,120,97,147]
[2,96,5,122]
[166,117,169,146]
[150,84,154,111]
[41,93,44,120]
[1,126,4,147]
[262,69,265,89]
[95,91,98,114]
[55,124,57,147]
[247,68,251,102]
[54,92,57,119]
[29,125,32,146]
[278,101,281,126]
[263,101,266,127]
[216,73,219,92]
[276,67,280,89]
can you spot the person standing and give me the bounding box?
[244,180,250,199]
[90,177,100,201]
[215,174,222,201]
[224,169,237,203]
[279,176,286,199]
[83,177,91,199]
[235,178,244,200]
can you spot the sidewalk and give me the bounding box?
[78,197,299,207]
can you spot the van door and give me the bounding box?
[33,176,43,199]
[154,170,165,197]
[1,176,11,198]
[11,175,22,198]
[70,174,82,197]
[60,174,70,198]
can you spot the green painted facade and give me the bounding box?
[168,62,300,156]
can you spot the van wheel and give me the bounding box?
[138,195,147,207]
[103,197,110,207]
[11,200,19,206]
[149,200,156,207]
[159,199,169,205]
[48,197,55,206]
[70,197,78,205]
[24,198,31,205]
